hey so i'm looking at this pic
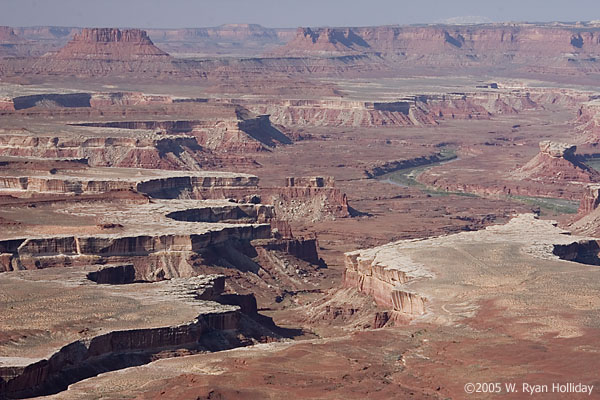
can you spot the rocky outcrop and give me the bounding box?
[1,224,272,274]
[343,250,428,315]
[12,93,92,109]
[0,196,276,277]
[7,92,174,110]
[271,27,370,55]
[576,100,600,143]
[86,264,137,284]
[0,157,88,173]
[0,271,263,399]
[570,184,600,235]
[273,24,600,61]
[54,28,170,60]
[285,176,335,188]
[578,184,600,214]
[71,109,291,152]
[262,177,349,221]
[513,141,600,182]
[0,28,176,78]
[244,92,538,128]
[0,168,259,196]
[89,92,173,108]
[0,27,20,43]
[0,26,32,58]
[0,311,239,398]
[136,174,260,198]
[552,240,600,265]
[344,214,600,326]
[539,141,577,158]
[258,238,320,265]
[165,203,274,224]
[0,131,213,170]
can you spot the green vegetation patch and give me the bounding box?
[508,195,580,215]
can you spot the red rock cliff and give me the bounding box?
[272,24,600,65]
[514,141,600,183]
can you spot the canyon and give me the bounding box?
[1,20,600,400]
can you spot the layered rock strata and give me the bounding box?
[72,115,290,153]
[0,27,32,58]
[262,177,349,221]
[0,167,259,197]
[571,184,600,235]
[514,141,600,182]
[344,214,598,324]
[1,97,290,158]
[578,184,600,215]
[0,129,214,170]
[344,249,430,315]
[577,99,600,142]
[54,28,170,60]
[6,92,173,110]
[243,92,538,128]
[0,268,261,398]
[273,24,600,62]
[0,199,272,276]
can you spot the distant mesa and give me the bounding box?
[0,26,22,43]
[270,24,600,59]
[271,27,370,56]
[54,28,170,60]
[0,26,32,58]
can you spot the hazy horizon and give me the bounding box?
[2,0,599,29]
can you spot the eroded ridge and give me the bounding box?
[344,214,600,329]
[0,268,272,398]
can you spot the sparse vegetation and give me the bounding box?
[507,195,580,215]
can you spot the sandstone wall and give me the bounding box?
[577,100,600,142]
[262,186,349,221]
[275,25,600,57]
[343,252,427,315]
[259,238,320,265]
[245,92,538,128]
[0,133,211,170]
[0,224,272,274]
[578,184,600,214]
[0,311,239,398]
[54,28,170,60]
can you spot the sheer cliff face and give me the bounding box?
[273,24,600,59]
[273,27,371,54]
[577,101,600,141]
[0,27,32,57]
[55,28,170,60]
